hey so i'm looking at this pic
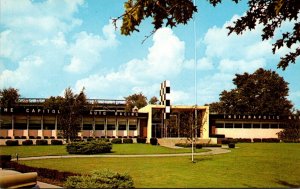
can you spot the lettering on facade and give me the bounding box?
[222,114,296,120]
[89,110,138,117]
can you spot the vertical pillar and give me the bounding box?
[41,115,44,139]
[55,115,58,139]
[104,117,107,138]
[93,116,96,138]
[26,115,29,139]
[12,115,14,137]
[116,117,118,138]
[126,119,129,138]
[137,119,140,137]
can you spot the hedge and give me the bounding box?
[36,139,48,145]
[111,138,122,144]
[51,140,63,145]
[262,138,280,143]
[0,155,12,168]
[7,161,80,183]
[137,137,146,144]
[228,143,235,148]
[66,140,112,154]
[253,138,262,142]
[22,140,33,146]
[64,170,134,188]
[6,140,19,146]
[236,138,252,143]
[123,138,133,144]
[150,138,158,145]
[202,144,222,147]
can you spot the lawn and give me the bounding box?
[0,143,207,158]
[18,143,300,188]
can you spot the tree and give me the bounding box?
[149,96,159,104]
[116,0,299,69]
[0,87,20,107]
[124,92,147,112]
[44,87,87,143]
[209,68,293,115]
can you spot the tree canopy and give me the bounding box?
[116,0,300,70]
[209,68,293,115]
[44,87,87,142]
[149,96,159,104]
[124,92,148,112]
[0,87,20,107]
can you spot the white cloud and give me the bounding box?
[74,27,186,99]
[218,59,266,73]
[65,24,118,73]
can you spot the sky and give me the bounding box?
[1,0,300,110]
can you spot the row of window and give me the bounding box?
[0,123,137,130]
[215,122,284,129]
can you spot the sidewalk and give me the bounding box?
[12,147,230,161]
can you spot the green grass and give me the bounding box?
[19,143,300,188]
[0,144,207,158]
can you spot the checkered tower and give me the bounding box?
[160,80,170,119]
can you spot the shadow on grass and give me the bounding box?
[275,179,300,188]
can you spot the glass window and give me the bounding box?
[243,123,252,128]
[234,123,242,128]
[83,124,93,130]
[216,123,224,128]
[95,123,104,130]
[43,123,55,130]
[270,124,278,129]
[107,124,115,130]
[253,124,261,128]
[129,125,137,130]
[261,124,269,129]
[0,119,12,129]
[225,123,233,128]
[14,123,27,130]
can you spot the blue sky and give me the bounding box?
[1,0,300,110]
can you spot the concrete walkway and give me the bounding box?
[12,147,230,161]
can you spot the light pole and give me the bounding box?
[192,0,197,163]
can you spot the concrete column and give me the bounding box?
[126,119,129,138]
[116,118,118,138]
[55,115,58,139]
[104,117,107,138]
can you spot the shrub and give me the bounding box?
[137,137,146,144]
[22,140,33,146]
[50,136,55,139]
[262,138,280,143]
[36,139,48,145]
[150,138,158,145]
[237,138,252,143]
[44,136,49,139]
[228,143,235,148]
[64,170,134,188]
[195,144,202,149]
[66,140,112,154]
[0,155,12,168]
[29,136,35,139]
[51,140,63,145]
[36,136,42,139]
[283,139,300,143]
[123,138,133,144]
[98,138,110,142]
[21,136,27,139]
[5,136,12,139]
[222,138,238,144]
[175,143,191,148]
[14,136,21,139]
[0,136,4,139]
[6,140,19,146]
[253,138,262,142]
[111,138,122,144]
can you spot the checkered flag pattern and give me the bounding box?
[160,80,170,119]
